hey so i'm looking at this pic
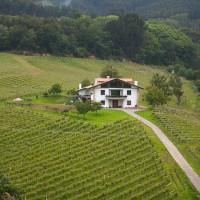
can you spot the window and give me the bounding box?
[127,100,131,105]
[127,90,131,95]
[101,100,105,105]
[101,90,105,95]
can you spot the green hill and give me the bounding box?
[0,107,193,199]
[0,53,199,199]
[70,0,200,18]
[0,53,198,110]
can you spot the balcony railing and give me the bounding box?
[106,95,127,99]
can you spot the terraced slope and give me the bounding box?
[0,53,198,110]
[0,53,164,100]
[0,107,176,199]
[153,107,200,175]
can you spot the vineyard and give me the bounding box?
[0,107,177,199]
[153,107,200,175]
[0,53,169,100]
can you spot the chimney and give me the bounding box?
[107,76,110,79]
[134,81,138,86]
[79,84,82,89]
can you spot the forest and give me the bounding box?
[0,0,80,18]
[70,0,200,19]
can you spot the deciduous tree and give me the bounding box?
[169,75,184,105]
[48,83,62,95]
[75,102,91,118]
[143,73,172,107]
[100,65,120,78]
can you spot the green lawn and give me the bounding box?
[23,94,68,105]
[67,109,133,126]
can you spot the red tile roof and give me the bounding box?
[96,78,133,84]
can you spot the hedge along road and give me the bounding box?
[122,109,200,192]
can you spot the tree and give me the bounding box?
[0,174,21,200]
[48,83,62,95]
[75,102,91,118]
[66,88,78,95]
[150,73,172,98]
[169,75,184,105]
[81,79,91,87]
[100,65,120,78]
[66,88,78,104]
[105,14,146,60]
[143,73,172,107]
[91,102,102,114]
[143,86,167,108]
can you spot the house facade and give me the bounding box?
[78,77,143,108]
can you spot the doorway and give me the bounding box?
[112,100,118,108]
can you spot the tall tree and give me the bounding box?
[150,73,172,98]
[143,73,172,107]
[169,75,184,105]
[105,14,146,60]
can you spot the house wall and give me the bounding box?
[122,88,138,108]
[78,86,139,108]
[93,86,110,107]
[94,87,138,108]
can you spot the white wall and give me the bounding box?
[122,88,138,108]
[93,87,110,107]
[78,86,139,108]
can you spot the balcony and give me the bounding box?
[106,95,127,99]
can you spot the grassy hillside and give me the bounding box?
[0,53,199,110]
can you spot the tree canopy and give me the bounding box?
[0,174,21,200]
[48,83,62,95]
[143,73,172,108]
[100,65,120,78]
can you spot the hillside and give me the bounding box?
[0,109,177,199]
[70,0,200,18]
[0,53,200,199]
[0,53,199,110]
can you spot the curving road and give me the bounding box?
[122,109,200,192]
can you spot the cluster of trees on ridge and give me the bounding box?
[70,0,200,19]
[0,0,80,18]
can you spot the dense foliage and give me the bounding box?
[0,0,79,18]
[0,12,199,83]
[48,83,63,95]
[71,0,200,19]
[0,174,21,200]
[100,65,120,78]
[143,74,172,107]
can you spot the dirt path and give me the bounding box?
[123,109,200,192]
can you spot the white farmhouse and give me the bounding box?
[78,77,143,108]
